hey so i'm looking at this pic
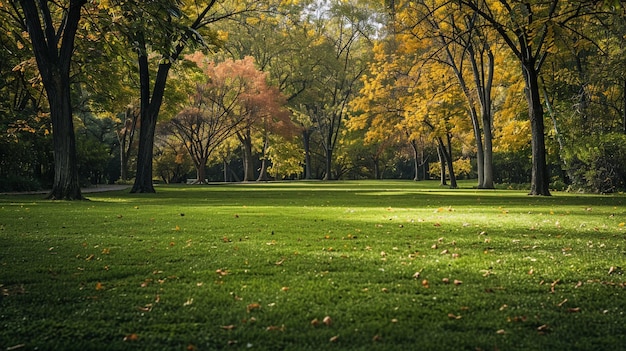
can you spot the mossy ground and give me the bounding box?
[1,180,625,350]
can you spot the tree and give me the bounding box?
[14,0,87,199]
[100,0,262,193]
[300,0,378,180]
[458,0,601,195]
[167,56,264,184]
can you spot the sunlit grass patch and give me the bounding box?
[1,180,625,350]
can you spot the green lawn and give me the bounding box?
[1,180,625,350]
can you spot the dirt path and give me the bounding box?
[0,184,130,196]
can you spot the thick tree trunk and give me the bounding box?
[522,62,551,196]
[19,0,85,200]
[193,162,207,184]
[238,129,255,181]
[47,79,83,200]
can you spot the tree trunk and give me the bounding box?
[194,162,207,184]
[131,54,172,193]
[302,129,313,179]
[623,78,626,134]
[47,79,83,200]
[410,139,420,181]
[19,0,85,200]
[436,142,447,186]
[522,62,551,196]
[482,111,495,189]
[443,135,458,189]
[257,133,270,181]
[323,147,333,180]
[238,129,255,181]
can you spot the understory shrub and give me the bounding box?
[564,133,626,193]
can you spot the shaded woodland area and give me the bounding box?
[1,0,625,198]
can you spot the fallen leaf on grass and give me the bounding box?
[550,279,560,293]
[568,307,581,313]
[608,266,623,275]
[221,325,236,330]
[247,303,261,312]
[422,279,430,288]
[95,282,104,290]
[537,324,549,333]
[311,318,319,326]
[183,298,194,306]
[454,279,463,285]
[448,313,462,320]
[137,304,153,312]
[323,316,332,326]
[123,334,139,342]
[557,299,568,307]
[266,325,286,332]
[496,329,506,335]
[329,335,339,342]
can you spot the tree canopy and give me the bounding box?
[1,0,625,194]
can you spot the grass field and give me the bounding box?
[1,180,625,350]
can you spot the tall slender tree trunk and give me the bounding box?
[323,148,333,180]
[257,133,270,181]
[482,110,495,188]
[442,135,458,189]
[409,139,420,181]
[131,52,172,193]
[302,129,313,179]
[623,78,626,134]
[436,142,447,186]
[522,62,551,196]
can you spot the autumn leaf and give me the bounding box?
[323,316,332,326]
[448,313,462,320]
[247,303,261,312]
[123,334,139,342]
[329,335,339,342]
[95,282,104,290]
[221,325,236,330]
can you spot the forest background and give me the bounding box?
[1,0,625,198]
